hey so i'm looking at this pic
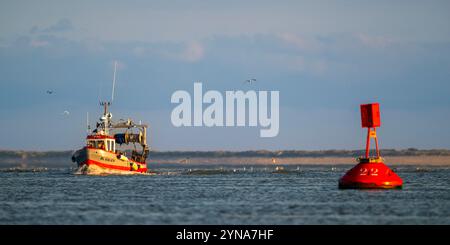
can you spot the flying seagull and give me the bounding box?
[62,110,70,116]
[46,90,54,94]
[243,78,257,84]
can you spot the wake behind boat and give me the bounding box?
[71,62,150,174]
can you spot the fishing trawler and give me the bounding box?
[71,62,150,174]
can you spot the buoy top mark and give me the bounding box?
[360,103,381,128]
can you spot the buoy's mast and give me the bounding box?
[360,103,381,160]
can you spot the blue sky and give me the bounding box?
[0,0,450,151]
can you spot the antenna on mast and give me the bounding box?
[111,60,117,103]
[86,112,90,134]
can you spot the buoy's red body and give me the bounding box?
[339,159,403,189]
[339,103,403,189]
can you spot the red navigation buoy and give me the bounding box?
[339,103,403,189]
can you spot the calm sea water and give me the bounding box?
[0,165,449,224]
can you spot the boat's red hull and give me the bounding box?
[73,147,148,174]
[82,159,147,173]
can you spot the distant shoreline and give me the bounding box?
[1,149,450,168]
[150,156,450,166]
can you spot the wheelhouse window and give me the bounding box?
[87,140,103,149]
[87,139,114,152]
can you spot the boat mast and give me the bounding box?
[98,61,117,135]
[86,112,90,135]
[111,61,117,103]
[99,101,111,135]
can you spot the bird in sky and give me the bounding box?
[62,110,70,116]
[243,78,257,84]
[46,90,54,94]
